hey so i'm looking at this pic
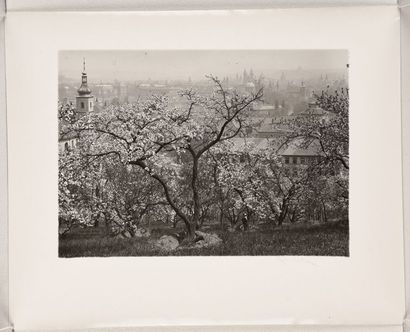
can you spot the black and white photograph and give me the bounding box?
[58,50,349,257]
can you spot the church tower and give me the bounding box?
[76,58,94,118]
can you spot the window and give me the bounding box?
[293,157,297,164]
[284,156,290,164]
[90,101,92,107]
[300,157,305,164]
[81,102,84,109]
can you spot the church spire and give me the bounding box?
[76,58,94,116]
[77,58,92,96]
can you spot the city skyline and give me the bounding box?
[59,50,348,83]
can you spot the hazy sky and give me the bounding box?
[59,50,348,82]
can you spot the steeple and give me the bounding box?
[76,58,94,116]
[77,58,92,96]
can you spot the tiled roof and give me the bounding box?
[279,138,323,156]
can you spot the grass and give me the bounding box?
[59,221,349,257]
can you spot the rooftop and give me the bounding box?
[279,138,324,157]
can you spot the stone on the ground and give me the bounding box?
[123,231,133,238]
[156,235,179,251]
[114,231,132,239]
[193,240,207,248]
[193,231,222,248]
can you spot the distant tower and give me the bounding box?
[249,68,254,80]
[300,80,307,99]
[243,69,248,83]
[280,72,286,83]
[76,58,94,117]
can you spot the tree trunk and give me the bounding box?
[131,160,193,236]
[242,214,249,231]
[277,201,288,226]
[322,201,328,223]
[190,156,200,238]
[219,208,224,228]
